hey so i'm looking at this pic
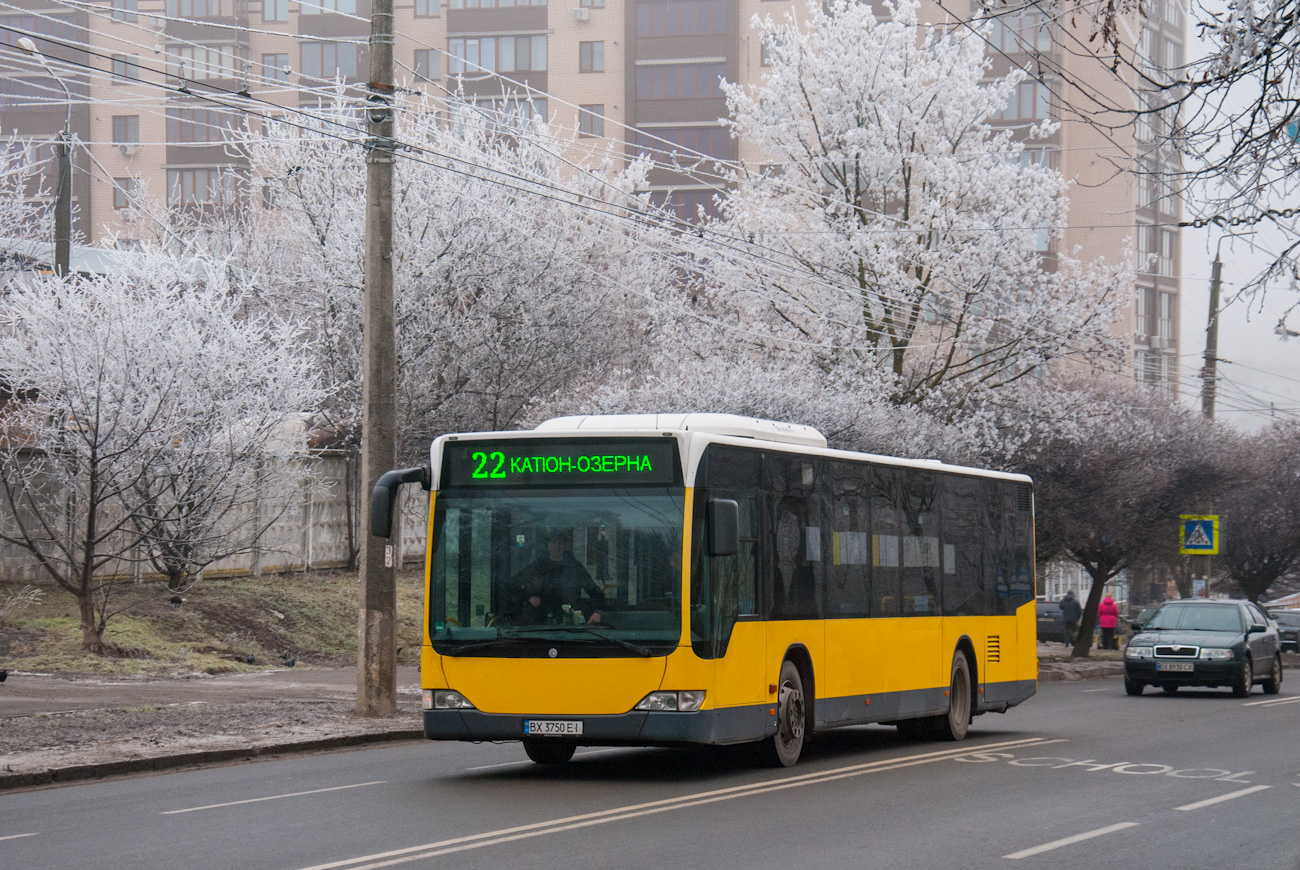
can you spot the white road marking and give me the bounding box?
[294,737,1059,870]
[1003,823,1139,859]
[1080,688,1110,693]
[161,781,385,815]
[1174,785,1272,811]
[1242,696,1300,707]
[0,832,39,842]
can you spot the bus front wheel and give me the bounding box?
[523,739,576,765]
[762,660,807,768]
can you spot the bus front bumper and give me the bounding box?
[423,706,772,747]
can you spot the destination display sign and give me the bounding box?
[441,438,681,488]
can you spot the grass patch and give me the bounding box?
[0,569,427,678]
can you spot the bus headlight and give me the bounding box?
[426,689,475,710]
[635,691,706,712]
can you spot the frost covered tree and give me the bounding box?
[709,0,1128,415]
[1215,423,1300,602]
[230,98,680,460]
[0,258,325,652]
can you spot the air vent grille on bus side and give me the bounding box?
[987,635,1001,663]
[1016,485,1032,512]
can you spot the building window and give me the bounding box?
[263,53,290,82]
[112,114,140,144]
[112,0,138,22]
[1159,228,1177,277]
[988,7,1051,53]
[263,0,288,21]
[1158,291,1174,341]
[302,42,358,79]
[635,62,726,99]
[113,177,137,208]
[167,108,236,143]
[414,49,441,80]
[448,35,546,74]
[165,0,236,17]
[171,45,241,80]
[580,0,604,7]
[635,0,727,37]
[414,0,438,15]
[448,0,546,8]
[300,0,358,14]
[112,54,140,81]
[468,96,547,128]
[578,104,604,137]
[167,168,235,205]
[997,80,1050,120]
[650,188,720,222]
[635,125,728,161]
[1135,221,1154,273]
[1135,285,1152,336]
[579,41,604,73]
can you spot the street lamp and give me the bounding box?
[17,36,72,277]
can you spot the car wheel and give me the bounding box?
[1161,684,1179,694]
[1124,676,1144,696]
[1261,654,1283,695]
[1232,656,1254,698]
[762,660,807,767]
[523,739,576,764]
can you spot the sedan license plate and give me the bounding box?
[1157,661,1195,672]
[524,719,582,736]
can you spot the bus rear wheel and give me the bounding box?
[933,651,972,741]
[523,739,576,765]
[762,660,807,767]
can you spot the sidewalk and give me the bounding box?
[0,649,1133,791]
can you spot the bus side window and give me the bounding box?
[870,466,903,617]
[766,453,822,620]
[940,474,984,616]
[827,461,870,618]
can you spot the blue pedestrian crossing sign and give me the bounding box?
[1179,515,1219,555]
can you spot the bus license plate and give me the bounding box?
[524,720,582,736]
[1157,662,1194,672]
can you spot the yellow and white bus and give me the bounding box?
[372,414,1037,767]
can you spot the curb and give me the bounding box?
[0,728,425,791]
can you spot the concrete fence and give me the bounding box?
[0,452,429,584]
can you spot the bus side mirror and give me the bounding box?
[707,498,739,557]
[371,466,431,539]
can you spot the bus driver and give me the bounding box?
[509,530,605,625]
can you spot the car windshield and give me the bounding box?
[1273,611,1300,627]
[1146,604,1244,633]
[428,487,685,656]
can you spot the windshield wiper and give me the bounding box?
[515,625,653,657]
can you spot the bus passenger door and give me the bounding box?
[705,496,767,711]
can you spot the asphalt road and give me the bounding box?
[3,677,1298,870]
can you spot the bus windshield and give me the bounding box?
[429,488,685,657]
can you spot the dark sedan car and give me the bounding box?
[1123,599,1283,697]
[1037,600,1065,644]
[1274,610,1300,654]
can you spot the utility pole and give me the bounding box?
[53,131,71,277]
[18,37,72,277]
[1199,253,1222,420]
[356,0,399,717]
[1193,251,1224,598]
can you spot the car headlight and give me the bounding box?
[1125,646,1154,659]
[635,691,706,712]
[425,689,475,710]
[1199,648,1234,660]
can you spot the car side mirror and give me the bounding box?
[706,498,739,557]
[1248,623,1268,634]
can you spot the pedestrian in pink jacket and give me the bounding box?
[1098,595,1120,650]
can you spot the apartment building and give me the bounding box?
[0,0,1183,389]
